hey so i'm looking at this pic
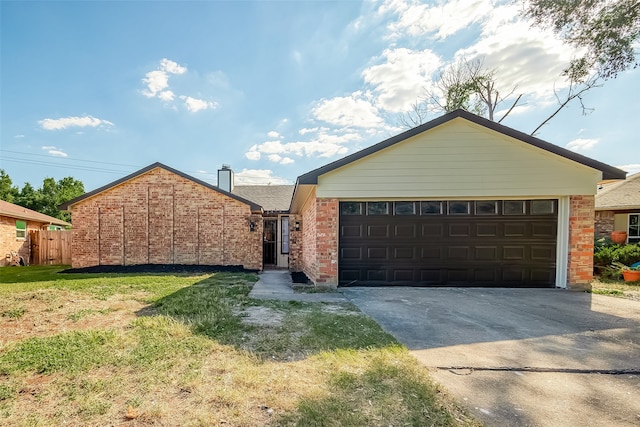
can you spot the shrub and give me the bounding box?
[594,241,640,279]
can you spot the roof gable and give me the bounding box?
[59,162,262,212]
[0,200,71,226]
[297,109,626,185]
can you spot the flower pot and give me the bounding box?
[611,231,628,244]
[622,270,640,282]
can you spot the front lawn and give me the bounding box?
[0,266,478,426]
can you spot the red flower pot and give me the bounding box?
[611,231,628,244]
[622,270,640,282]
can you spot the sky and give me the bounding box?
[1,0,639,193]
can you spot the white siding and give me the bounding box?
[317,119,602,199]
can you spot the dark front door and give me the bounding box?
[263,219,277,266]
[339,200,558,287]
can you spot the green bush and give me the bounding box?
[594,241,640,268]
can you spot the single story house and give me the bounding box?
[61,110,626,289]
[1,199,71,266]
[595,172,639,243]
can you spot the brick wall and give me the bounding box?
[300,189,317,283]
[288,214,303,271]
[0,217,42,266]
[594,211,615,239]
[567,195,595,289]
[315,198,339,286]
[69,167,262,269]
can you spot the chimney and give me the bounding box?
[218,164,234,193]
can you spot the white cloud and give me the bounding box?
[14,134,24,138]
[142,70,171,98]
[362,48,442,112]
[566,138,599,152]
[160,58,187,75]
[41,146,68,157]
[180,96,218,112]
[245,149,261,161]
[383,0,492,40]
[267,131,281,139]
[234,169,289,185]
[39,115,114,131]
[158,90,175,101]
[312,92,384,128]
[267,154,295,165]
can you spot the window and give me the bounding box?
[475,201,498,215]
[281,217,290,254]
[503,200,526,215]
[448,201,470,215]
[341,202,362,215]
[367,202,389,215]
[394,202,416,215]
[421,201,443,215]
[629,214,640,244]
[16,220,26,239]
[531,200,555,214]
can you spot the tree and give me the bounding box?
[525,0,640,82]
[9,175,84,223]
[398,58,522,128]
[0,169,18,203]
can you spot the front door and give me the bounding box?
[263,219,277,266]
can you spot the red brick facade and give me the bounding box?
[567,195,595,288]
[0,217,41,266]
[297,191,339,287]
[594,211,615,239]
[69,167,262,270]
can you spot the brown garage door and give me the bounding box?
[339,200,557,287]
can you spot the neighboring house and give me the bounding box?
[0,199,71,266]
[595,172,640,243]
[61,110,626,289]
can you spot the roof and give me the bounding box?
[0,200,71,226]
[58,162,262,212]
[595,172,640,211]
[232,185,294,213]
[296,109,627,185]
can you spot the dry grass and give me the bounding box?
[591,279,640,301]
[0,266,479,427]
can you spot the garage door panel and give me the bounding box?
[422,224,443,237]
[339,200,557,287]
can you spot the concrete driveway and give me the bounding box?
[342,287,640,427]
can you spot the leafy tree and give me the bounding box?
[0,169,18,203]
[525,0,640,81]
[8,174,84,223]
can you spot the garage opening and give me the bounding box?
[339,200,558,287]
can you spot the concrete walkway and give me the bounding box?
[249,270,349,303]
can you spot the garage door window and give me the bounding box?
[531,200,555,215]
[503,200,526,215]
[367,202,389,215]
[475,201,498,215]
[421,201,443,215]
[394,202,416,215]
[448,201,470,215]
[341,202,363,215]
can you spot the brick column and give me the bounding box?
[567,195,595,290]
[315,198,339,287]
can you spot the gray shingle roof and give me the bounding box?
[595,173,640,210]
[233,185,294,212]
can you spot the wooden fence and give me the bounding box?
[29,230,72,265]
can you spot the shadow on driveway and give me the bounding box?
[342,287,640,427]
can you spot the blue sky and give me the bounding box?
[1,0,639,192]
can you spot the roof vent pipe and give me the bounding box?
[218,165,234,193]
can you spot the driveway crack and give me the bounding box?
[437,366,640,375]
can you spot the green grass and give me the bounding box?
[0,266,478,426]
[0,308,26,319]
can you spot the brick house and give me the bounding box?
[595,172,640,244]
[61,110,625,289]
[1,199,70,266]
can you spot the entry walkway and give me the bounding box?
[249,270,349,303]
